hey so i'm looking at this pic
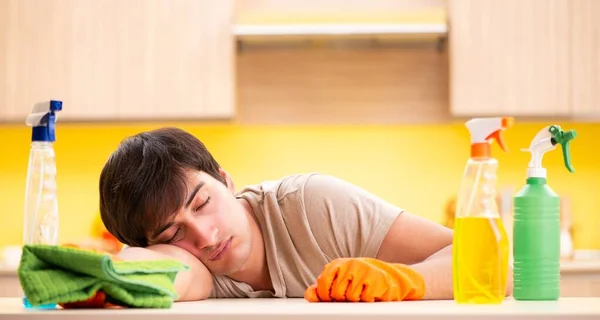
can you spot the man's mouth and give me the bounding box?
[209,237,232,261]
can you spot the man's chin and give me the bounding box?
[204,259,233,275]
[207,259,247,277]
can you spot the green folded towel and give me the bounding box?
[18,244,189,308]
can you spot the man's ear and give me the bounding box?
[218,168,236,192]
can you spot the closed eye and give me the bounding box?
[165,228,181,244]
[195,196,211,212]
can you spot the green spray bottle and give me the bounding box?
[513,125,577,301]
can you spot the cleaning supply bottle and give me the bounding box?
[453,117,513,304]
[22,100,62,309]
[513,125,577,301]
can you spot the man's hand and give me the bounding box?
[304,258,426,302]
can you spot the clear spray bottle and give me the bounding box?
[22,100,62,309]
[453,117,513,304]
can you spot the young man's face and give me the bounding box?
[148,169,252,276]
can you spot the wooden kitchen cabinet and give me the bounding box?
[448,0,572,117]
[0,0,235,122]
[570,0,600,118]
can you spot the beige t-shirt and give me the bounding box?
[209,173,403,298]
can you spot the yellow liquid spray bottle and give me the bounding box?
[453,117,513,304]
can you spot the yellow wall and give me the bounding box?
[1,121,599,249]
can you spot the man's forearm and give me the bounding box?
[410,244,453,300]
[410,244,514,300]
[118,245,213,301]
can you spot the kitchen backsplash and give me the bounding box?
[0,121,598,249]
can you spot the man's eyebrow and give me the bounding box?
[185,181,205,208]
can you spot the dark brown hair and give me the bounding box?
[99,127,225,247]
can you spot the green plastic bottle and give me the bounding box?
[513,125,577,301]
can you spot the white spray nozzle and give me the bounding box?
[465,117,514,158]
[522,126,555,178]
[25,100,62,143]
[465,117,512,144]
[523,125,577,178]
[26,101,62,127]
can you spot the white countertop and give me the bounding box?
[1,297,600,320]
[560,260,600,274]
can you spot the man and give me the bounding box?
[99,127,511,302]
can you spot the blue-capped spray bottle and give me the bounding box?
[22,100,62,309]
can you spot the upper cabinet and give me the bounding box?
[0,0,235,122]
[570,0,600,118]
[234,0,447,39]
[448,0,600,118]
[448,0,572,117]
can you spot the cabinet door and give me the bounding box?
[448,0,571,117]
[0,0,234,122]
[571,0,600,117]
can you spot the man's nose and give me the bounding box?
[188,219,218,250]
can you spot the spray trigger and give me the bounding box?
[549,125,577,173]
[486,130,509,152]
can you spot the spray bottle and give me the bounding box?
[22,100,62,309]
[513,125,577,301]
[453,117,513,304]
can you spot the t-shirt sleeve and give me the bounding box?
[301,173,403,259]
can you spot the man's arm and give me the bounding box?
[376,212,514,300]
[407,244,514,300]
[118,244,213,301]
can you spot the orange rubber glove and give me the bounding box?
[59,290,122,309]
[58,244,123,309]
[304,258,426,302]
